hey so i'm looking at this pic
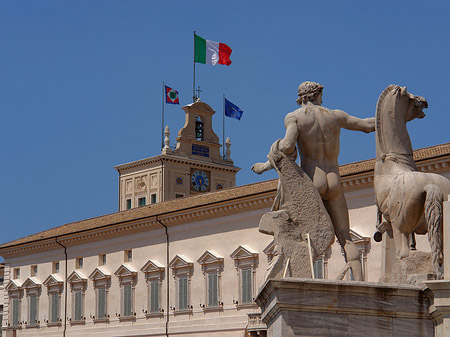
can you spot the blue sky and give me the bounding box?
[0,1,449,251]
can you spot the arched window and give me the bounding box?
[195,116,204,140]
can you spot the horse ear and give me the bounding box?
[401,86,408,95]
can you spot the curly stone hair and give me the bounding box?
[296,81,324,106]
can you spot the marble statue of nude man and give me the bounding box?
[252,81,375,280]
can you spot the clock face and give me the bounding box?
[191,169,210,192]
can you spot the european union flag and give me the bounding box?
[224,98,243,120]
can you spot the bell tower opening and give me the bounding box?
[195,116,204,141]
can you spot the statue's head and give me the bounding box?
[392,86,428,122]
[297,81,324,106]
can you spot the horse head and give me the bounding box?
[393,86,428,122]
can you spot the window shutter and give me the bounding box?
[29,295,37,324]
[178,276,188,310]
[241,269,252,304]
[51,293,59,322]
[313,259,323,279]
[98,288,106,318]
[12,298,19,326]
[74,291,82,320]
[123,284,132,316]
[150,281,159,313]
[208,273,218,307]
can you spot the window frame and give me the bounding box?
[22,278,42,328]
[89,267,111,322]
[141,260,165,317]
[114,265,137,321]
[43,274,63,327]
[197,251,224,310]
[230,245,258,307]
[6,282,23,330]
[169,255,193,313]
[67,271,87,325]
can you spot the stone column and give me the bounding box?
[425,195,450,337]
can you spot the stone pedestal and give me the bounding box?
[255,278,434,337]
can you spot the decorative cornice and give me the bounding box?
[0,193,274,258]
[115,154,240,174]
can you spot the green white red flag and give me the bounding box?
[194,34,232,66]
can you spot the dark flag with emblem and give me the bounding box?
[224,98,243,120]
[165,85,180,104]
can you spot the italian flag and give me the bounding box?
[194,34,232,66]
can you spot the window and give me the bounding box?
[169,255,193,312]
[76,257,83,269]
[125,250,132,262]
[43,274,63,326]
[197,250,223,309]
[138,197,146,207]
[6,281,22,328]
[89,267,111,322]
[141,259,165,316]
[22,277,41,327]
[67,271,87,325]
[99,254,107,266]
[74,290,83,321]
[0,307,3,337]
[241,268,252,304]
[31,265,38,277]
[97,288,106,319]
[13,268,20,279]
[50,293,60,323]
[175,193,184,199]
[151,194,157,203]
[114,264,137,321]
[29,294,38,325]
[0,275,4,285]
[178,276,188,310]
[12,297,20,326]
[126,199,132,210]
[149,281,159,313]
[52,262,60,274]
[195,116,204,140]
[230,245,258,307]
[207,272,218,308]
[122,284,132,317]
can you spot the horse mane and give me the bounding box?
[375,85,399,155]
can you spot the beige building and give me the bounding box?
[0,100,449,337]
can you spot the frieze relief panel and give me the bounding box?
[151,174,158,189]
[125,179,133,195]
[135,175,148,192]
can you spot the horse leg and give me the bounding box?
[392,225,410,259]
[424,184,444,278]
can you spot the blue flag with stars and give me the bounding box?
[224,98,243,120]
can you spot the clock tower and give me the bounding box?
[115,100,240,211]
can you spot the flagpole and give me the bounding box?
[223,94,225,158]
[193,30,196,102]
[162,81,165,150]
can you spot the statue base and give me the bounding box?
[389,251,437,284]
[255,278,434,337]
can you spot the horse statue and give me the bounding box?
[374,85,450,279]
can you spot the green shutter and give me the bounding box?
[74,291,82,321]
[194,35,206,64]
[12,298,19,326]
[123,284,132,316]
[241,269,252,304]
[51,293,59,322]
[29,295,37,324]
[98,288,106,318]
[150,281,159,313]
[208,273,218,307]
[178,276,188,310]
